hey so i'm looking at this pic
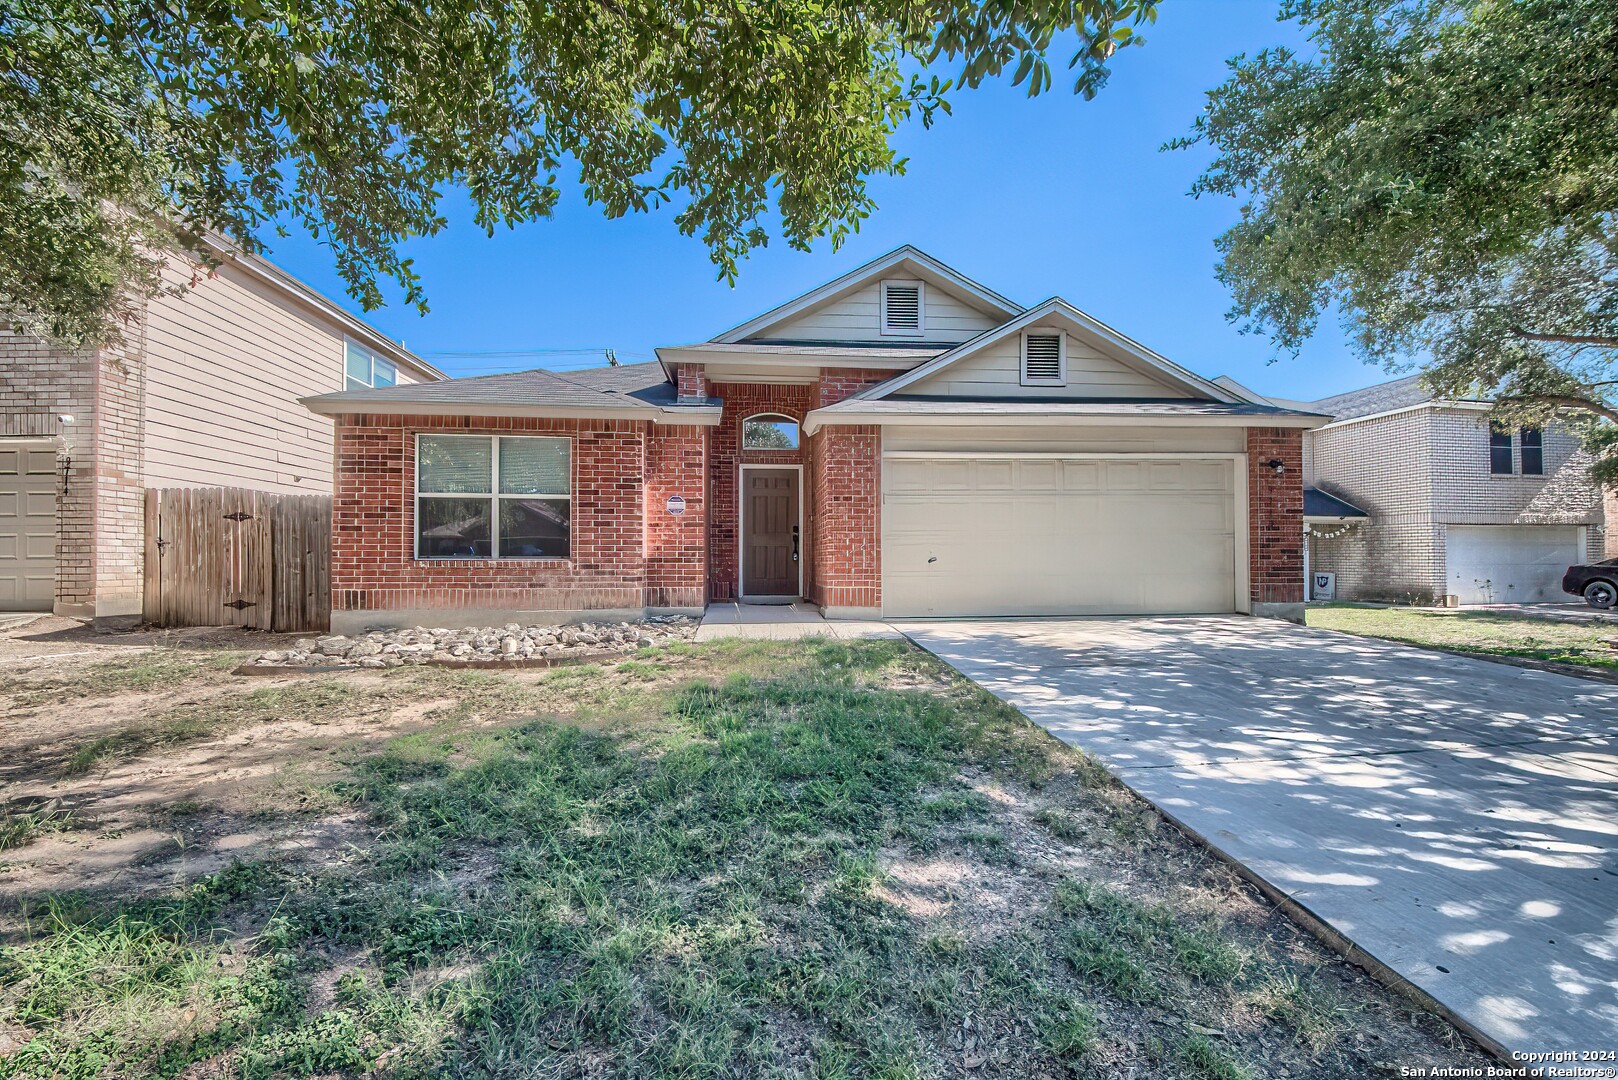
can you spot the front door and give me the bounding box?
[742,469,800,598]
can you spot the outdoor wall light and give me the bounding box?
[1263,458,1286,475]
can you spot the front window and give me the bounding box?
[1520,426,1544,475]
[416,435,570,559]
[1489,423,1513,474]
[742,414,800,450]
[346,341,398,390]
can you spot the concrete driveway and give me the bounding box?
[903,617,1618,1060]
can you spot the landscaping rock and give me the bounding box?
[246,616,699,670]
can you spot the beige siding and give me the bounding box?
[906,334,1196,400]
[141,259,425,494]
[760,282,999,343]
[883,425,1242,455]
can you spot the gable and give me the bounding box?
[873,299,1231,403]
[757,279,1003,345]
[905,331,1198,400]
[712,246,1020,345]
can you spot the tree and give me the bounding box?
[2,0,1156,349]
[1176,0,1618,476]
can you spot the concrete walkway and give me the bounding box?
[694,603,899,641]
[902,616,1618,1060]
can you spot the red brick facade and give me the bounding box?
[706,382,814,601]
[334,414,653,614]
[328,377,1307,623]
[643,425,708,608]
[805,424,882,611]
[1247,427,1305,607]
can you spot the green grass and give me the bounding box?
[0,637,1475,1078]
[1306,604,1618,671]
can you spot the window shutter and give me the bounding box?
[1022,333,1064,384]
[883,283,921,332]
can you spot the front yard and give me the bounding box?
[0,620,1488,1078]
[1306,603,1618,674]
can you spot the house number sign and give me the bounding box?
[666,495,686,515]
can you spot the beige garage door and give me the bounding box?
[0,443,58,611]
[883,455,1239,618]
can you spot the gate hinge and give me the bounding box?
[223,511,255,522]
[223,598,258,610]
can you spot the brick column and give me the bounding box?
[808,424,881,616]
[644,424,707,610]
[1248,427,1305,620]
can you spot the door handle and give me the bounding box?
[792,524,800,562]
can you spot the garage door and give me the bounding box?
[0,443,57,611]
[882,455,1238,617]
[1445,525,1582,605]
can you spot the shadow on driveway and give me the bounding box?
[902,616,1618,1060]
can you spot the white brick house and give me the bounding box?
[1287,375,1609,605]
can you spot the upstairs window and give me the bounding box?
[742,414,799,449]
[880,280,924,336]
[346,341,397,390]
[416,435,571,559]
[1520,426,1544,475]
[1020,331,1066,386]
[1489,423,1514,474]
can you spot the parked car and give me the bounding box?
[1562,559,1618,607]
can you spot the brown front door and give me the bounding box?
[742,469,800,597]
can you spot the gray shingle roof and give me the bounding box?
[1307,375,1432,421]
[301,361,703,414]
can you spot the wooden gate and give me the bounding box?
[143,487,331,632]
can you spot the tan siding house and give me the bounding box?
[1298,376,1606,605]
[0,247,441,621]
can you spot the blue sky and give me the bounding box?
[261,1,1389,401]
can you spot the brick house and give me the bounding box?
[302,247,1325,633]
[0,244,442,622]
[1286,375,1610,604]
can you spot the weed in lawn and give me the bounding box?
[1038,998,1098,1058]
[1178,1034,1254,1079]
[1035,805,1086,841]
[0,804,78,852]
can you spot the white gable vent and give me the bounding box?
[880,280,924,336]
[1021,331,1066,386]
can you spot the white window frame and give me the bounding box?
[346,341,398,390]
[879,279,926,337]
[741,413,801,450]
[1019,329,1067,387]
[413,433,573,561]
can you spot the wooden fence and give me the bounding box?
[143,487,331,632]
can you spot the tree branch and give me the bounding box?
[1496,393,1618,425]
[1510,326,1618,348]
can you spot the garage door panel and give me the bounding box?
[1446,526,1581,605]
[883,454,1237,618]
[0,441,57,611]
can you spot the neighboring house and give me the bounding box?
[1286,375,1608,605]
[302,246,1324,633]
[0,244,443,622]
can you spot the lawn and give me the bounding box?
[1306,603,1618,673]
[0,631,1489,1078]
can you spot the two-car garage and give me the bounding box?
[881,452,1242,618]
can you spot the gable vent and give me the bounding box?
[881,280,923,335]
[1021,332,1065,385]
